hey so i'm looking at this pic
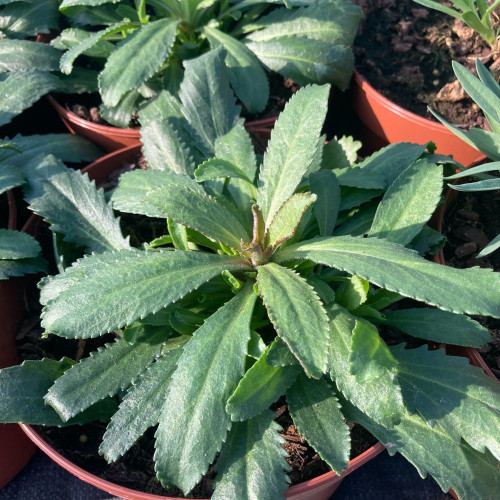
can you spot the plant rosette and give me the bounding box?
[1,56,500,499]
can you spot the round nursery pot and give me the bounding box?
[16,145,385,499]
[0,195,40,488]
[351,70,487,166]
[47,96,277,153]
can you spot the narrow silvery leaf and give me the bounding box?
[287,374,350,475]
[111,169,202,218]
[0,229,41,260]
[257,263,329,378]
[275,236,500,318]
[154,283,257,493]
[349,320,398,383]
[26,157,130,254]
[0,71,61,127]
[179,47,240,156]
[265,193,317,248]
[343,400,500,500]
[392,345,500,461]
[138,90,199,175]
[0,39,60,72]
[383,309,490,347]
[257,85,330,227]
[327,303,405,427]
[100,342,186,462]
[369,160,443,246]
[203,26,269,113]
[226,346,301,422]
[99,19,179,107]
[45,327,169,421]
[41,249,250,338]
[145,184,251,250]
[213,410,290,500]
[309,169,340,236]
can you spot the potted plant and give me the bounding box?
[0,53,499,498]
[43,0,363,150]
[350,0,497,165]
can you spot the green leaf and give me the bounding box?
[257,263,329,378]
[213,410,290,500]
[0,0,59,38]
[349,320,398,383]
[409,225,446,256]
[335,275,370,311]
[194,158,253,184]
[309,169,340,237]
[257,84,330,227]
[333,201,378,237]
[45,327,170,421]
[342,399,500,500]
[0,164,24,195]
[382,309,490,347]
[339,186,383,211]
[60,0,122,7]
[138,90,199,175]
[60,21,137,74]
[179,47,240,156]
[0,134,102,167]
[0,39,60,72]
[0,229,41,260]
[265,193,317,249]
[275,236,500,318]
[226,345,301,421]
[99,340,186,461]
[99,18,179,107]
[327,303,405,427]
[145,184,251,250]
[354,143,429,189]
[246,36,353,90]
[154,283,257,493]
[369,160,443,245]
[0,71,61,127]
[40,249,250,338]
[0,358,116,426]
[203,26,269,113]
[167,218,189,251]
[51,27,114,58]
[99,89,140,128]
[287,374,350,475]
[266,337,299,367]
[111,168,203,218]
[25,156,130,254]
[0,256,47,280]
[392,345,500,461]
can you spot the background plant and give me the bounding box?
[52,0,363,126]
[412,0,500,48]
[0,51,499,499]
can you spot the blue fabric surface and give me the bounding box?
[0,448,452,499]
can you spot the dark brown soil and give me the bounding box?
[441,185,500,376]
[352,0,498,128]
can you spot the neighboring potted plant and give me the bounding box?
[1,66,500,499]
[44,0,363,150]
[350,0,497,165]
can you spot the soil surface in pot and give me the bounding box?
[441,186,500,376]
[352,0,498,128]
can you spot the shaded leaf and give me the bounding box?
[0,229,41,259]
[309,169,340,236]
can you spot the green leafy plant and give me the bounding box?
[51,0,363,126]
[1,52,499,499]
[0,1,99,126]
[431,59,500,256]
[412,0,500,47]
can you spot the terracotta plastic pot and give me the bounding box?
[0,194,39,488]
[16,145,384,499]
[351,70,487,166]
[47,96,276,153]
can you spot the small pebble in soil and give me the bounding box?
[455,241,477,258]
[79,434,88,444]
